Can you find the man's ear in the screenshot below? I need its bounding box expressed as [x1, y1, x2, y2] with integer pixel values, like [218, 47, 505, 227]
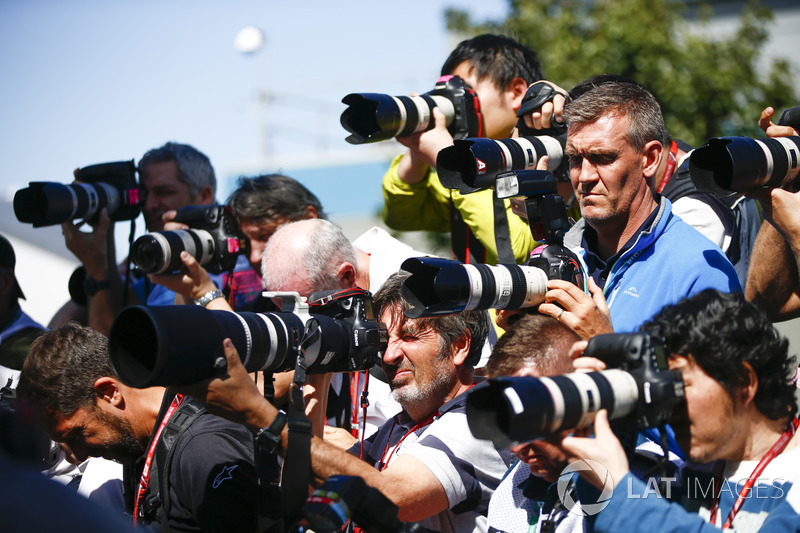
[738, 362, 759, 407]
[94, 377, 124, 408]
[336, 262, 357, 289]
[197, 185, 214, 205]
[451, 332, 473, 367]
[302, 205, 318, 220]
[642, 140, 664, 179]
[508, 76, 531, 113]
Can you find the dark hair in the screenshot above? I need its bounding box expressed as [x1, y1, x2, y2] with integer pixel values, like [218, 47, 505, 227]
[17, 324, 116, 417]
[485, 313, 579, 378]
[641, 289, 797, 421]
[138, 142, 217, 197]
[568, 74, 640, 100]
[441, 34, 543, 90]
[373, 271, 490, 368]
[226, 174, 327, 222]
[564, 82, 669, 151]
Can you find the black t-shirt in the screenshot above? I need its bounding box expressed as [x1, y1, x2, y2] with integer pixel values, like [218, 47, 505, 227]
[134, 394, 262, 532]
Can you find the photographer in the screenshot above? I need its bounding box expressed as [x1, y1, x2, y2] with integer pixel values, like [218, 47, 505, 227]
[745, 106, 800, 321]
[176, 272, 515, 532]
[539, 82, 741, 339]
[383, 34, 542, 265]
[520, 75, 762, 289]
[16, 324, 261, 532]
[483, 314, 583, 533]
[0, 234, 45, 390]
[57, 142, 217, 335]
[559, 289, 800, 532]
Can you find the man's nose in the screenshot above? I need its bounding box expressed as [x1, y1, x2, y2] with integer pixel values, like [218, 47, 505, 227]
[381, 342, 402, 366]
[250, 242, 265, 270]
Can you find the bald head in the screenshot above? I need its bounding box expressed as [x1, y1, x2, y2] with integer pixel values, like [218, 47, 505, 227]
[261, 219, 357, 296]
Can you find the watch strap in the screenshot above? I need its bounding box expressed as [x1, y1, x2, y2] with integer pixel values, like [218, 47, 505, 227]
[254, 410, 288, 454]
[193, 289, 224, 307]
[84, 276, 110, 297]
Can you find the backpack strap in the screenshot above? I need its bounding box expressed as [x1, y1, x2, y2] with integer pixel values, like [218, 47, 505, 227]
[141, 397, 207, 530]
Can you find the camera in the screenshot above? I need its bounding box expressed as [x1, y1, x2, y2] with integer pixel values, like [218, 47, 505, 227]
[14, 160, 141, 228]
[400, 248, 583, 319]
[303, 475, 422, 533]
[340, 75, 481, 144]
[494, 170, 572, 244]
[465, 333, 685, 448]
[689, 106, 800, 195]
[436, 136, 565, 193]
[107, 288, 387, 388]
[435, 82, 570, 193]
[130, 205, 248, 274]
[400, 170, 582, 318]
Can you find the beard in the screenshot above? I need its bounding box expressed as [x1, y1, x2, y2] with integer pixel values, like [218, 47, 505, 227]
[388, 344, 457, 411]
[92, 408, 148, 463]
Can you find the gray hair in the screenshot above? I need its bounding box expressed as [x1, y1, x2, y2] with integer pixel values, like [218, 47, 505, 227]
[564, 82, 669, 151]
[373, 271, 490, 368]
[138, 142, 217, 197]
[226, 174, 327, 222]
[262, 219, 356, 294]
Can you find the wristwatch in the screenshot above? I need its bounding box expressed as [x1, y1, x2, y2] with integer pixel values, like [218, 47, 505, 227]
[194, 289, 224, 307]
[83, 277, 110, 297]
[254, 410, 288, 454]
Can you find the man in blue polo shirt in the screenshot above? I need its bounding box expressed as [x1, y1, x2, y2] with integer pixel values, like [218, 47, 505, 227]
[537, 82, 740, 340]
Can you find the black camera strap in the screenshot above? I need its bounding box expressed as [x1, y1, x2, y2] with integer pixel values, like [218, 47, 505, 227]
[279, 320, 316, 528]
[493, 191, 517, 264]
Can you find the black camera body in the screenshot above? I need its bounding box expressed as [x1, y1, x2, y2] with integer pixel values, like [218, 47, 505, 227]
[434, 82, 571, 193]
[466, 333, 684, 448]
[14, 160, 140, 227]
[304, 288, 388, 374]
[690, 106, 800, 195]
[108, 288, 387, 388]
[340, 75, 481, 144]
[526, 243, 584, 290]
[130, 205, 248, 275]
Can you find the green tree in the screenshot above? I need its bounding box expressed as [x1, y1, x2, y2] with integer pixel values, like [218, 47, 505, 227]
[445, 0, 797, 146]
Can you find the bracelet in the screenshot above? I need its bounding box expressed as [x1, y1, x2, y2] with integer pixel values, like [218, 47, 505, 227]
[194, 289, 224, 307]
[254, 410, 288, 454]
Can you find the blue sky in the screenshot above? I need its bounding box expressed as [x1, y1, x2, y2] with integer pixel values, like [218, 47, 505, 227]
[0, 0, 509, 222]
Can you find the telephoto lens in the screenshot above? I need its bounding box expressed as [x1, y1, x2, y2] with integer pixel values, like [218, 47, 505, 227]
[13, 160, 139, 227]
[400, 257, 548, 318]
[466, 333, 684, 448]
[109, 289, 386, 388]
[437, 136, 564, 193]
[466, 371, 639, 448]
[131, 229, 217, 274]
[340, 75, 480, 144]
[690, 135, 800, 195]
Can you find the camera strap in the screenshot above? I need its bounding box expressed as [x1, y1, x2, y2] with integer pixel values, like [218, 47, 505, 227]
[493, 191, 517, 264]
[708, 415, 799, 528]
[279, 320, 316, 528]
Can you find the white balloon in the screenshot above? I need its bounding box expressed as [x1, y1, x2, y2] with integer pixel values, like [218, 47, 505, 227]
[234, 26, 264, 54]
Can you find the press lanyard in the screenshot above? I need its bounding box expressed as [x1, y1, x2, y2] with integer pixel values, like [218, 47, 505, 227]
[132, 393, 185, 525]
[708, 416, 799, 529]
[656, 140, 679, 194]
[376, 412, 438, 471]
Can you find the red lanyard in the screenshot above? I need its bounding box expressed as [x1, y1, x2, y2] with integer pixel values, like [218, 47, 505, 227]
[376, 412, 438, 471]
[656, 140, 679, 194]
[708, 416, 799, 529]
[132, 393, 184, 525]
